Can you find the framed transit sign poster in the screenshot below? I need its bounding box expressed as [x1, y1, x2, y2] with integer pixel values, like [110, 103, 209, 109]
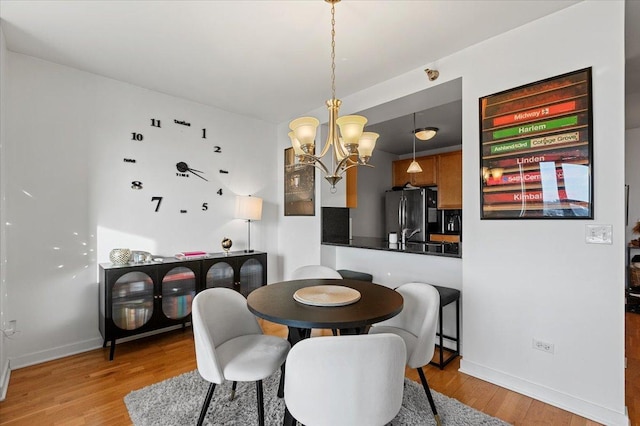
[479, 68, 593, 219]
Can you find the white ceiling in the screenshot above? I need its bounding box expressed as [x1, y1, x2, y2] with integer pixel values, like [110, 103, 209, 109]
[0, 0, 636, 155]
[0, 0, 586, 124]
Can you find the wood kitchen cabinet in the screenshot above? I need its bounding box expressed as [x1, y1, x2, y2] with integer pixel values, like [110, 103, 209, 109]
[437, 150, 462, 209]
[346, 166, 357, 208]
[392, 156, 437, 187]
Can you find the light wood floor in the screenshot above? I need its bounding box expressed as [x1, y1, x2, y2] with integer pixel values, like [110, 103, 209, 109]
[2, 314, 635, 425]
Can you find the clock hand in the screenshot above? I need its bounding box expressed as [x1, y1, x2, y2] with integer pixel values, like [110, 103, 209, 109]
[187, 167, 204, 173]
[189, 170, 208, 181]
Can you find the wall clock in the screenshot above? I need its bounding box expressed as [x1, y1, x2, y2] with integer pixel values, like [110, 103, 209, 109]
[124, 117, 230, 213]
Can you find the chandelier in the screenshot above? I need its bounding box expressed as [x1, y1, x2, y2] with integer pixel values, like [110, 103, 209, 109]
[288, 0, 378, 190]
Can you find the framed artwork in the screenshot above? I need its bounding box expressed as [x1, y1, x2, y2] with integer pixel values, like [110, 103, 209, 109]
[284, 147, 315, 216]
[479, 67, 593, 219]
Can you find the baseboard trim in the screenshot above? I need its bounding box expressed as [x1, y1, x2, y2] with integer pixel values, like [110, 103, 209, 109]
[0, 357, 10, 401]
[9, 337, 103, 370]
[9, 325, 190, 371]
[459, 359, 628, 426]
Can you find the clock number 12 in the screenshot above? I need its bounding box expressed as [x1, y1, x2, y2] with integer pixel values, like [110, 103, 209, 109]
[151, 196, 163, 212]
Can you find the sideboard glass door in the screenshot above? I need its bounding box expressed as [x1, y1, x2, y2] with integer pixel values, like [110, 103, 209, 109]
[239, 258, 264, 296]
[161, 266, 196, 320]
[112, 271, 154, 330]
[205, 261, 235, 289]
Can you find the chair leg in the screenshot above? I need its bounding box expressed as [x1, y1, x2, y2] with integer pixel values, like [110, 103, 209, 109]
[230, 381, 237, 401]
[197, 382, 216, 426]
[417, 367, 441, 426]
[277, 363, 285, 398]
[256, 380, 265, 426]
[283, 406, 296, 426]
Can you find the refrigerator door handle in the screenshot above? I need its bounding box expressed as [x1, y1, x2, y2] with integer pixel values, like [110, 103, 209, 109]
[398, 196, 403, 230]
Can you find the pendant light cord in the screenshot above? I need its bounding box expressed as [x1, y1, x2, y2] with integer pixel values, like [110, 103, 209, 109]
[330, 2, 336, 101]
[412, 113, 417, 160]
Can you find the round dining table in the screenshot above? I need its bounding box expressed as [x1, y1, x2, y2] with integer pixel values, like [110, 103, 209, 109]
[247, 278, 404, 345]
[247, 278, 403, 426]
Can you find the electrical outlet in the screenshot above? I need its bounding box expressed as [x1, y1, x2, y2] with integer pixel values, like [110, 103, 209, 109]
[532, 338, 554, 354]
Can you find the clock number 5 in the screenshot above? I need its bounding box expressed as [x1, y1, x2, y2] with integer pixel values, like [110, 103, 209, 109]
[202, 203, 208, 211]
[151, 196, 163, 212]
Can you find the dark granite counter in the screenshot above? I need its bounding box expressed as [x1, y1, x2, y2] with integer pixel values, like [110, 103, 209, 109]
[322, 236, 461, 258]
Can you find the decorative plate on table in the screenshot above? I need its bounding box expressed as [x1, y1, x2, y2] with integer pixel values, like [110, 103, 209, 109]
[293, 285, 361, 307]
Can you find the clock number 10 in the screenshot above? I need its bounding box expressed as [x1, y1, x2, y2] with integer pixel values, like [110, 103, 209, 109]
[131, 132, 144, 141]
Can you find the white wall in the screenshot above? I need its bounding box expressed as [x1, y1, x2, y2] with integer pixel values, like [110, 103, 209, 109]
[280, 2, 626, 424]
[626, 127, 640, 244]
[460, 4, 625, 425]
[0, 23, 9, 400]
[4, 52, 279, 368]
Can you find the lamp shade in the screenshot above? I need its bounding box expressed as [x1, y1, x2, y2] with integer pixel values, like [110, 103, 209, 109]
[414, 127, 438, 141]
[235, 196, 263, 221]
[358, 132, 379, 157]
[407, 160, 423, 174]
[336, 115, 367, 145]
[288, 132, 304, 156]
[289, 117, 319, 148]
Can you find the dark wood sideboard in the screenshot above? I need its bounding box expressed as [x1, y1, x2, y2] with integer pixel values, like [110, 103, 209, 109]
[99, 251, 267, 360]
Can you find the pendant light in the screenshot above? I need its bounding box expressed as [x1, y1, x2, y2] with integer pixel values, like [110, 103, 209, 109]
[288, 0, 378, 190]
[407, 112, 423, 174]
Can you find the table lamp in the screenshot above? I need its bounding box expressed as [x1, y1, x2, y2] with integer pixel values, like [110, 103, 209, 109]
[235, 195, 263, 253]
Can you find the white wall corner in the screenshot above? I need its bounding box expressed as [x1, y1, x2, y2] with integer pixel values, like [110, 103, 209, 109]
[459, 359, 629, 426]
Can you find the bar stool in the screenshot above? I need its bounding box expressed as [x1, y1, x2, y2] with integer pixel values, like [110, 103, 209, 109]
[337, 269, 373, 282]
[429, 285, 461, 369]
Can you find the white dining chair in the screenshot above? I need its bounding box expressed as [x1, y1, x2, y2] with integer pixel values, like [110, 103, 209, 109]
[369, 282, 442, 426]
[192, 287, 290, 426]
[290, 265, 342, 280]
[291, 265, 343, 336]
[284, 333, 406, 426]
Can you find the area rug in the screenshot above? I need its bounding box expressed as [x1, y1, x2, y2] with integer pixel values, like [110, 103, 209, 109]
[125, 370, 510, 425]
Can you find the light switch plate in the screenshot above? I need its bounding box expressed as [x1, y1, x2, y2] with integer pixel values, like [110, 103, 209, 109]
[585, 224, 612, 244]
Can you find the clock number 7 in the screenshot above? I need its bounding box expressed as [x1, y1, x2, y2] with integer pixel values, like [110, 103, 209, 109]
[151, 196, 163, 212]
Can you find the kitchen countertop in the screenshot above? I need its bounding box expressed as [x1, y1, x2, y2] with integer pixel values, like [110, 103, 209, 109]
[322, 236, 461, 258]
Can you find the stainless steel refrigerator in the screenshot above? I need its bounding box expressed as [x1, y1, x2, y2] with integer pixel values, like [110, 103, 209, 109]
[385, 188, 438, 242]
